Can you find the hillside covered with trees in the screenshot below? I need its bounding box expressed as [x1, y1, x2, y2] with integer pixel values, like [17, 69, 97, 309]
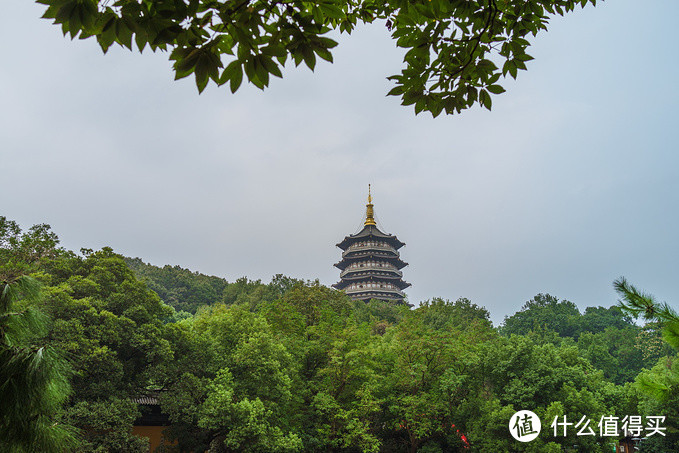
[1, 216, 677, 452]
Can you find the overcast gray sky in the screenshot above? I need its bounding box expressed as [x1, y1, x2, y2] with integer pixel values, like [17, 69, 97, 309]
[2, 0, 678, 324]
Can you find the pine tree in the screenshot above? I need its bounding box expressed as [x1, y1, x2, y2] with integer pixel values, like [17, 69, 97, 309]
[0, 276, 76, 452]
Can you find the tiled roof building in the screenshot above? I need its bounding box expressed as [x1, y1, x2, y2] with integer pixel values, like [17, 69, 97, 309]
[333, 186, 410, 304]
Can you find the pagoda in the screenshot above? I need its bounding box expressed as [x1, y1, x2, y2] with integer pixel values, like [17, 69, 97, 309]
[333, 186, 410, 304]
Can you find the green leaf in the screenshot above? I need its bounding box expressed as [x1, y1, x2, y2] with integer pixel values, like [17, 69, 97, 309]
[219, 60, 240, 84]
[230, 64, 243, 93]
[319, 4, 344, 20]
[386, 85, 405, 97]
[135, 28, 148, 52]
[314, 46, 333, 63]
[244, 58, 256, 83]
[312, 5, 324, 23]
[317, 37, 338, 49]
[486, 84, 505, 94]
[175, 48, 200, 72]
[261, 44, 286, 58]
[477, 59, 498, 72]
[479, 89, 492, 110]
[259, 55, 282, 78]
[292, 50, 304, 67]
[253, 57, 270, 87]
[402, 89, 421, 106]
[115, 19, 133, 50]
[302, 46, 316, 71]
[414, 97, 426, 114]
[429, 99, 444, 118]
[54, 1, 76, 27]
[194, 57, 210, 93]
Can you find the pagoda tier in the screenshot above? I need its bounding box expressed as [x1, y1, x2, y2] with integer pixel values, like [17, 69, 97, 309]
[333, 186, 410, 304]
[333, 237, 409, 271]
[336, 225, 405, 250]
[334, 271, 410, 290]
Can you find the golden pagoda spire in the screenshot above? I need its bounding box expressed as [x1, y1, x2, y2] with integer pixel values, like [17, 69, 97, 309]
[364, 184, 376, 226]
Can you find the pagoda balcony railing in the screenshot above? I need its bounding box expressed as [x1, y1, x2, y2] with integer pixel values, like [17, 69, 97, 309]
[344, 244, 397, 254]
[342, 249, 399, 260]
[345, 287, 405, 298]
[340, 267, 402, 278]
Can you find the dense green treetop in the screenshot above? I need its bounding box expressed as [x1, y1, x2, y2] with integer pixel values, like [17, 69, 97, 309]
[124, 257, 230, 313]
[498, 293, 668, 386]
[41, 248, 174, 401]
[418, 297, 492, 330]
[500, 293, 636, 339]
[468, 335, 623, 452]
[40, 249, 174, 451]
[39, 0, 596, 116]
[500, 293, 581, 337]
[0, 216, 62, 281]
[125, 256, 303, 313]
[577, 327, 644, 385]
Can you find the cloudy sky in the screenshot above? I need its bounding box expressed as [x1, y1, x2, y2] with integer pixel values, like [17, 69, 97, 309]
[2, 0, 678, 324]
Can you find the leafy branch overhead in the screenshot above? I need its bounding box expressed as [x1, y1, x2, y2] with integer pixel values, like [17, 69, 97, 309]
[39, 0, 597, 116]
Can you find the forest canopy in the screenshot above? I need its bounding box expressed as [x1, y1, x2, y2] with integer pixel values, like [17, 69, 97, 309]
[1, 215, 677, 452]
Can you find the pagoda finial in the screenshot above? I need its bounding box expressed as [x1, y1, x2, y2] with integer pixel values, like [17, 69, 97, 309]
[365, 184, 376, 226]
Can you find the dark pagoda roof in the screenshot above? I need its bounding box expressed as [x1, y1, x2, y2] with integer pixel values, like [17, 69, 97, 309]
[133, 391, 170, 427]
[333, 274, 411, 290]
[343, 288, 407, 303]
[336, 224, 405, 250]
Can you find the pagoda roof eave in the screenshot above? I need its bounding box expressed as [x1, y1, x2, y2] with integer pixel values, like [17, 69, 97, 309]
[342, 249, 400, 260]
[337, 225, 405, 250]
[344, 289, 409, 303]
[339, 272, 404, 281]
